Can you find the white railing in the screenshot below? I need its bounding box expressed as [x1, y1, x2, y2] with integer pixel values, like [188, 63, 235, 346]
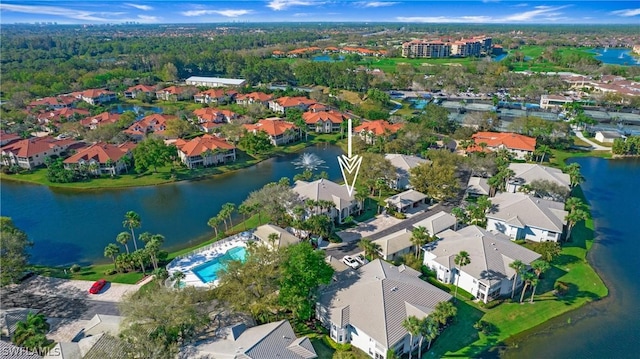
[166, 231, 254, 270]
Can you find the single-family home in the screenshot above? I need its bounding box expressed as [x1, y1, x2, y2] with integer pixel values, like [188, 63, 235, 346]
[63, 142, 135, 175]
[184, 76, 246, 88]
[292, 179, 359, 224]
[243, 118, 299, 146]
[466, 176, 491, 197]
[45, 314, 127, 359]
[77, 89, 117, 105]
[316, 259, 452, 359]
[422, 225, 541, 303]
[124, 84, 156, 99]
[303, 110, 348, 133]
[506, 163, 570, 194]
[235, 92, 273, 106]
[37, 108, 90, 129]
[28, 95, 78, 111]
[1, 136, 77, 169]
[124, 114, 174, 140]
[80, 112, 121, 130]
[155, 86, 197, 101]
[468, 132, 536, 160]
[385, 189, 428, 213]
[193, 108, 238, 126]
[186, 320, 317, 359]
[595, 130, 623, 144]
[193, 88, 235, 104]
[253, 224, 300, 249]
[268, 96, 316, 114]
[486, 192, 568, 242]
[412, 211, 457, 236]
[354, 120, 403, 144]
[0, 131, 22, 146]
[385, 154, 431, 189]
[373, 229, 414, 261]
[174, 134, 236, 169]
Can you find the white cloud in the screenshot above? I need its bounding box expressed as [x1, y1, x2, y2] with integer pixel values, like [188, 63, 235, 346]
[0, 3, 114, 22]
[396, 16, 492, 23]
[396, 5, 571, 23]
[502, 5, 570, 21]
[181, 9, 253, 17]
[355, 1, 399, 8]
[137, 15, 160, 23]
[124, 3, 153, 11]
[610, 8, 640, 17]
[267, 0, 324, 11]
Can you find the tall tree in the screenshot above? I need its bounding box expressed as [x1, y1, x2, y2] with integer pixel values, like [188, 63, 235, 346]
[357, 153, 396, 196]
[411, 226, 429, 258]
[207, 215, 222, 238]
[359, 238, 382, 260]
[509, 259, 525, 299]
[222, 202, 236, 229]
[529, 260, 550, 303]
[410, 162, 460, 202]
[116, 232, 132, 254]
[12, 312, 52, 350]
[123, 211, 141, 251]
[0, 217, 33, 286]
[519, 271, 535, 303]
[402, 316, 422, 359]
[564, 163, 584, 188]
[421, 316, 440, 352]
[132, 137, 177, 173]
[104, 243, 120, 269]
[454, 251, 471, 302]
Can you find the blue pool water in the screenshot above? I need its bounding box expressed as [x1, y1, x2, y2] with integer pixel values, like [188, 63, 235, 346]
[192, 246, 247, 284]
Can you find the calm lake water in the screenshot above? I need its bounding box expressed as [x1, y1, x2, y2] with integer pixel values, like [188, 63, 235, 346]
[501, 157, 640, 358]
[588, 47, 640, 66]
[0, 144, 343, 266]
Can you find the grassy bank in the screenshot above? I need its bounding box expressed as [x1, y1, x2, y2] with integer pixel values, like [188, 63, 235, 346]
[550, 147, 612, 168]
[428, 188, 607, 357]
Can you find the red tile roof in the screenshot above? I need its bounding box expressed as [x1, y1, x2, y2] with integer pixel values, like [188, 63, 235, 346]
[1, 136, 76, 158]
[193, 108, 237, 123]
[29, 95, 78, 108]
[157, 86, 195, 95]
[303, 110, 347, 124]
[243, 118, 298, 137]
[274, 96, 316, 108]
[124, 114, 174, 137]
[236, 92, 273, 102]
[471, 131, 536, 152]
[354, 120, 403, 136]
[0, 131, 21, 144]
[125, 84, 156, 93]
[81, 88, 115, 98]
[63, 142, 134, 164]
[175, 134, 235, 157]
[80, 112, 121, 127]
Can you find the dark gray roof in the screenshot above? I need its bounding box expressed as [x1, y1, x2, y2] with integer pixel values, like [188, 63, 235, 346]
[426, 226, 541, 286]
[318, 259, 451, 348]
[82, 334, 128, 359]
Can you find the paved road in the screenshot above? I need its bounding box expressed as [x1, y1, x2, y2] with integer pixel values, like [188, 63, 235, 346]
[574, 130, 611, 151]
[367, 203, 452, 240]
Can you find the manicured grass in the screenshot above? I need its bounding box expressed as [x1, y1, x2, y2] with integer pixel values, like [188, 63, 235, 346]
[354, 197, 379, 223]
[428, 185, 607, 358]
[31, 263, 145, 284]
[549, 148, 611, 168]
[362, 56, 481, 73]
[310, 337, 336, 359]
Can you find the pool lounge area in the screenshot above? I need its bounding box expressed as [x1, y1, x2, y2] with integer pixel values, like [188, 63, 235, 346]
[166, 231, 253, 288]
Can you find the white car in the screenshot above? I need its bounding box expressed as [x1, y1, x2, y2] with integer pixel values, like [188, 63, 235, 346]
[342, 255, 360, 269]
[354, 254, 369, 266]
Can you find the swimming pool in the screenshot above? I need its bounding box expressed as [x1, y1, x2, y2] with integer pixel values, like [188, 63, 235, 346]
[191, 246, 247, 284]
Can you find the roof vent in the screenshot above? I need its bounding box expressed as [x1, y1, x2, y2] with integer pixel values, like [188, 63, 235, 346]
[494, 248, 498, 251]
[391, 287, 398, 292]
[491, 242, 495, 245]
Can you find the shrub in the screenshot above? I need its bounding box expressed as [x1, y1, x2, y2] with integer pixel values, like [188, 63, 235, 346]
[393, 212, 406, 219]
[70, 264, 82, 273]
[322, 335, 351, 351]
[555, 281, 569, 296]
[480, 298, 504, 309]
[103, 269, 117, 276]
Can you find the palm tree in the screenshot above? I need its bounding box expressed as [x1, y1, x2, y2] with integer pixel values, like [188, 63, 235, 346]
[411, 226, 429, 258]
[222, 202, 236, 229]
[238, 203, 252, 230]
[535, 145, 551, 163]
[359, 238, 382, 260]
[421, 316, 440, 351]
[529, 260, 550, 303]
[454, 251, 471, 302]
[529, 277, 540, 303]
[132, 249, 147, 274]
[508, 259, 525, 299]
[12, 312, 51, 349]
[355, 191, 368, 215]
[138, 231, 153, 245]
[207, 215, 222, 238]
[104, 243, 120, 269]
[565, 196, 585, 212]
[145, 234, 164, 271]
[564, 163, 584, 188]
[171, 270, 185, 288]
[451, 207, 466, 230]
[402, 316, 421, 359]
[566, 208, 589, 240]
[116, 232, 132, 254]
[123, 211, 141, 251]
[519, 271, 535, 303]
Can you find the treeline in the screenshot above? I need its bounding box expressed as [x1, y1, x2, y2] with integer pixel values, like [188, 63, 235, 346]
[612, 136, 640, 156]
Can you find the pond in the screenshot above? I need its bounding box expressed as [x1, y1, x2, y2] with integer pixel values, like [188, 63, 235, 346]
[312, 55, 344, 62]
[0, 144, 344, 266]
[588, 47, 640, 66]
[109, 104, 163, 119]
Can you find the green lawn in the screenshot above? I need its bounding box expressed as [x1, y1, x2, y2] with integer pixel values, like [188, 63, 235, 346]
[549, 148, 611, 168]
[31, 263, 145, 284]
[362, 56, 482, 73]
[311, 337, 336, 359]
[354, 197, 379, 223]
[427, 185, 607, 358]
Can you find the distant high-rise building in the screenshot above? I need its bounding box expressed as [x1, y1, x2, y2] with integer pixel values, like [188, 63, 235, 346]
[401, 36, 492, 58]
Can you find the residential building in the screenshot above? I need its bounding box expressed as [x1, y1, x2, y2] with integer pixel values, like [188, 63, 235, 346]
[253, 224, 300, 249]
[0, 131, 22, 146]
[193, 88, 236, 104]
[184, 76, 246, 88]
[63, 142, 135, 176]
[1, 136, 77, 169]
[155, 86, 197, 101]
[354, 120, 403, 144]
[235, 92, 273, 106]
[124, 114, 174, 140]
[595, 130, 623, 143]
[292, 179, 359, 224]
[412, 211, 457, 236]
[385, 189, 428, 213]
[539, 94, 576, 110]
[466, 176, 490, 197]
[423, 225, 541, 303]
[187, 320, 316, 359]
[317, 259, 452, 359]
[506, 163, 570, 194]
[469, 131, 536, 159]
[385, 154, 430, 189]
[373, 229, 414, 261]
[268, 96, 316, 114]
[28, 95, 78, 111]
[37, 108, 90, 129]
[401, 40, 451, 58]
[243, 118, 299, 146]
[303, 110, 347, 133]
[77, 89, 117, 105]
[174, 134, 236, 169]
[123, 84, 156, 99]
[193, 108, 238, 132]
[45, 314, 127, 359]
[486, 192, 567, 242]
[80, 112, 121, 130]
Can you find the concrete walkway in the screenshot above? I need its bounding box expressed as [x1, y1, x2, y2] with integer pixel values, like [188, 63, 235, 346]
[574, 130, 610, 151]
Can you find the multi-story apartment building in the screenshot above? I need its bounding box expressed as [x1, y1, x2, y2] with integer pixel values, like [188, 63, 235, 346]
[402, 36, 492, 58]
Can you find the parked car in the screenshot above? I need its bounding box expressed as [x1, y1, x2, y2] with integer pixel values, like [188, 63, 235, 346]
[354, 254, 369, 266]
[342, 255, 360, 269]
[89, 279, 107, 294]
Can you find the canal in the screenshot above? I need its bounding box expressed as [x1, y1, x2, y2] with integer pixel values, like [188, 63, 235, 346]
[0, 144, 344, 266]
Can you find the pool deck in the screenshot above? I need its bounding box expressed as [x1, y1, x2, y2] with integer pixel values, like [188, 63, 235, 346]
[166, 232, 253, 288]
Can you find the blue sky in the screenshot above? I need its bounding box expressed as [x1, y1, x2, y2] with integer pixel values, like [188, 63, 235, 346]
[1, 1, 639, 24]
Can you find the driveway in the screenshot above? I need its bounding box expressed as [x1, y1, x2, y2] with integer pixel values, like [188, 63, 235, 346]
[14, 276, 140, 303]
[574, 130, 610, 151]
[335, 214, 402, 243]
